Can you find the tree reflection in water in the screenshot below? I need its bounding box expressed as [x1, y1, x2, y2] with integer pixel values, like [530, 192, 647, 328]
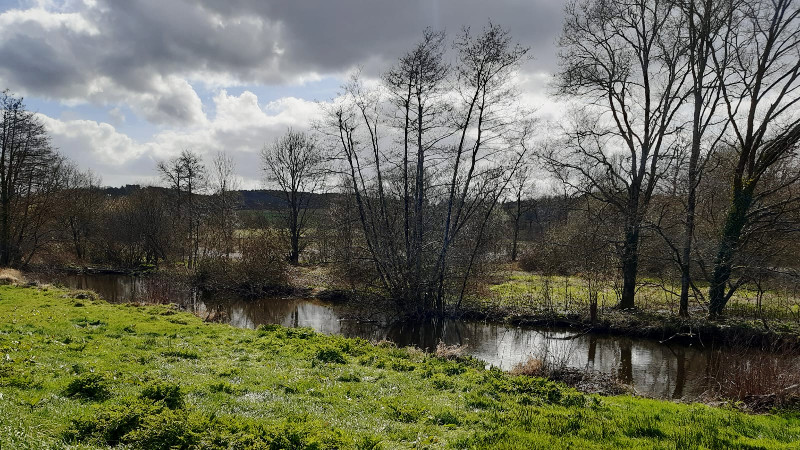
[45, 273, 800, 401]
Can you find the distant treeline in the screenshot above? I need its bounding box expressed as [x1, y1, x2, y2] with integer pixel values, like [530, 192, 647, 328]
[99, 185, 337, 211]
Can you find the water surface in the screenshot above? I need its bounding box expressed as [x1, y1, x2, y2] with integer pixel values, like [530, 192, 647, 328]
[42, 273, 798, 400]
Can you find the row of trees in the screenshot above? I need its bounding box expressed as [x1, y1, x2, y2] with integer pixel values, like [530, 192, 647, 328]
[542, 0, 800, 317]
[0, 91, 85, 267]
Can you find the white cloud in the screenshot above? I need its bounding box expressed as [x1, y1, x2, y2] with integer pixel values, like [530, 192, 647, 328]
[38, 115, 142, 166]
[41, 91, 323, 187]
[0, 7, 98, 35]
[0, 0, 564, 127]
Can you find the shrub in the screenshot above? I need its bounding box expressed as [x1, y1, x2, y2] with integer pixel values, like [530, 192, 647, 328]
[195, 231, 288, 297]
[66, 401, 194, 449]
[0, 268, 24, 285]
[315, 346, 347, 364]
[140, 381, 184, 409]
[336, 371, 361, 382]
[435, 342, 466, 360]
[510, 357, 544, 377]
[64, 373, 111, 401]
[431, 373, 454, 390]
[121, 407, 194, 450]
[431, 408, 461, 426]
[161, 349, 199, 360]
[209, 381, 239, 395]
[384, 398, 427, 423]
[0, 365, 41, 389]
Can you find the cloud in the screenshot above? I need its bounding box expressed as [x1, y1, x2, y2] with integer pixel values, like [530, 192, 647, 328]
[41, 90, 323, 187]
[4, 0, 566, 187]
[0, 0, 564, 126]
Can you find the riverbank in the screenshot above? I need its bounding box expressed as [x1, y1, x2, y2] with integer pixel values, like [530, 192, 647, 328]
[455, 270, 800, 351]
[30, 265, 800, 350]
[1, 284, 799, 449]
[456, 303, 800, 351]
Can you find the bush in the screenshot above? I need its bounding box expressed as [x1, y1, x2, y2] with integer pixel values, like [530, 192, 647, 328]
[67, 401, 349, 450]
[161, 349, 199, 360]
[121, 407, 194, 450]
[384, 398, 427, 423]
[140, 381, 184, 409]
[66, 400, 194, 449]
[431, 373, 454, 390]
[195, 231, 288, 297]
[209, 381, 239, 395]
[315, 346, 347, 364]
[64, 373, 111, 401]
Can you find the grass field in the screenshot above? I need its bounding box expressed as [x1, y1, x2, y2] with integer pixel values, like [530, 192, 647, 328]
[2, 284, 800, 449]
[476, 271, 800, 323]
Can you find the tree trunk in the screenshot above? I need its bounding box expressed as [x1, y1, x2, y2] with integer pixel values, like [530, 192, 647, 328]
[288, 191, 300, 266]
[511, 225, 520, 262]
[619, 224, 640, 309]
[511, 196, 522, 261]
[290, 229, 300, 265]
[0, 198, 9, 266]
[680, 97, 702, 318]
[708, 186, 753, 318]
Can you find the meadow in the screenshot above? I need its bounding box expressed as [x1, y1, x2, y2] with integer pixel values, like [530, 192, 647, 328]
[470, 271, 800, 330]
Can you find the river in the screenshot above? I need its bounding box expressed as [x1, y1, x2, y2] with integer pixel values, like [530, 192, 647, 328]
[41, 272, 799, 401]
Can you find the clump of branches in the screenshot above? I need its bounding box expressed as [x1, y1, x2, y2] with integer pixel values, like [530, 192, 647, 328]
[321, 23, 534, 316]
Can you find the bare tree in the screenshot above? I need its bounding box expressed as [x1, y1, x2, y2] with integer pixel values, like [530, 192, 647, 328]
[508, 163, 534, 262]
[59, 165, 102, 262]
[548, 0, 690, 309]
[0, 90, 65, 266]
[323, 23, 531, 315]
[706, 0, 800, 317]
[261, 129, 324, 265]
[157, 149, 206, 269]
[208, 151, 240, 259]
[674, 0, 731, 316]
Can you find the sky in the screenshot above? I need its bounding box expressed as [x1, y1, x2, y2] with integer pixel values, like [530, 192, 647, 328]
[0, 0, 565, 188]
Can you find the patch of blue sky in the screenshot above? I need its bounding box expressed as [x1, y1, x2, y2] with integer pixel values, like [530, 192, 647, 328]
[23, 96, 154, 142]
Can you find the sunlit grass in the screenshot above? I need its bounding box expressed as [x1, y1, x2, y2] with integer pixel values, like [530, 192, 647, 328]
[480, 271, 800, 322]
[1, 285, 799, 448]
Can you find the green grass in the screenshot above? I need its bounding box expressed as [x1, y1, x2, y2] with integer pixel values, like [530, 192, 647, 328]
[479, 271, 800, 323]
[1, 285, 799, 449]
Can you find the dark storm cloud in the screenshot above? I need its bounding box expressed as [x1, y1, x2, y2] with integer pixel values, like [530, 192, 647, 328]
[0, 0, 563, 125]
[257, 0, 564, 74]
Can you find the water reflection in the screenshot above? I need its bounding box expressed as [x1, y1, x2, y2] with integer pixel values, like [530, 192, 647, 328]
[42, 273, 799, 400]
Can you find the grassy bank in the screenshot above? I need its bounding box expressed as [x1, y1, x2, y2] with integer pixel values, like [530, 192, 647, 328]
[1, 285, 799, 449]
[458, 271, 800, 349]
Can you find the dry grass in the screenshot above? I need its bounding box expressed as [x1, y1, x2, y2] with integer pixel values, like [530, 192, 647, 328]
[510, 357, 544, 376]
[0, 268, 24, 285]
[703, 348, 800, 411]
[435, 341, 467, 360]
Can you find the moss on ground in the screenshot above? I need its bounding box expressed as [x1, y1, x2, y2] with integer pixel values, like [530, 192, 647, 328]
[1, 285, 799, 449]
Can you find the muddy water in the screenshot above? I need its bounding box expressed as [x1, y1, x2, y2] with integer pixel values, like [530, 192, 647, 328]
[44, 273, 799, 400]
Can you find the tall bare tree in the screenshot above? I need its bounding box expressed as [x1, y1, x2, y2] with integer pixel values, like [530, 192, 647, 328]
[508, 163, 534, 262]
[324, 23, 531, 315]
[549, 0, 690, 309]
[157, 149, 206, 269]
[261, 129, 324, 265]
[59, 165, 102, 262]
[208, 151, 240, 259]
[0, 91, 64, 266]
[707, 0, 800, 317]
[674, 0, 731, 316]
